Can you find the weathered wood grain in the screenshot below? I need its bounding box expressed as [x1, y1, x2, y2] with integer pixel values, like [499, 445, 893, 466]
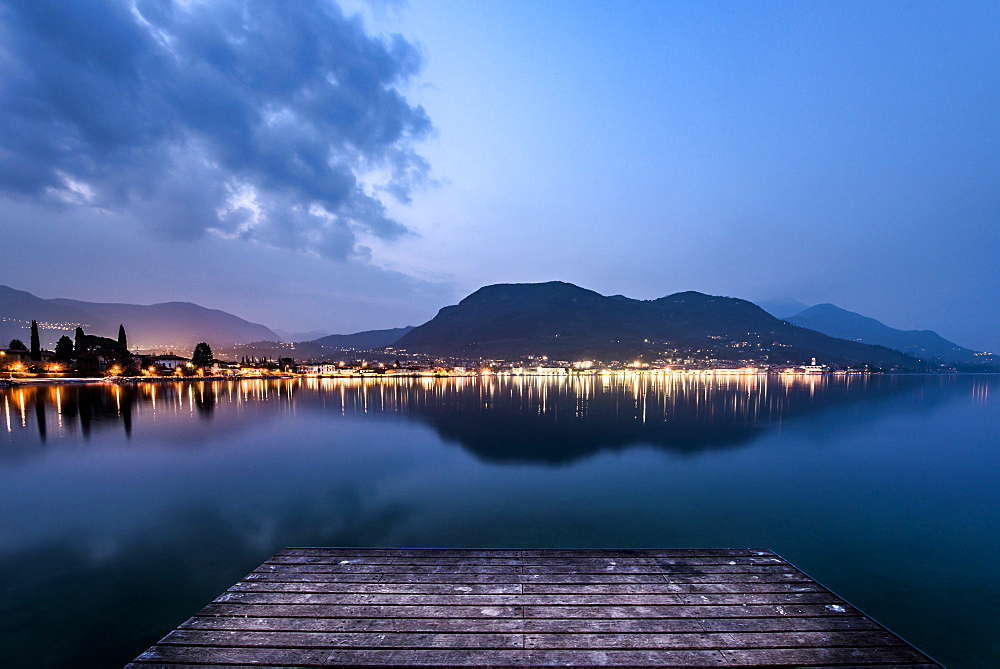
[198, 603, 526, 619]
[521, 603, 861, 619]
[719, 645, 936, 665]
[523, 630, 906, 650]
[318, 648, 732, 666]
[160, 629, 525, 649]
[179, 616, 531, 634]
[132, 645, 332, 666]
[230, 581, 524, 595]
[522, 616, 882, 634]
[520, 582, 822, 594]
[128, 548, 940, 667]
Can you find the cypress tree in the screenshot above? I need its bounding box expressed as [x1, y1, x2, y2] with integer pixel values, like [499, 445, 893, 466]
[118, 324, 127, 352]
[30, 320, 41, 361]
[74, 327, 85, 356]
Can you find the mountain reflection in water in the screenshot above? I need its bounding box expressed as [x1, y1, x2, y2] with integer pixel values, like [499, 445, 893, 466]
[4, 374, 946, 463]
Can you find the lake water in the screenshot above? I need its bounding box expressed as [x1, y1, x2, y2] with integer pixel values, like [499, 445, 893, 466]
[1, 374, 997, 667]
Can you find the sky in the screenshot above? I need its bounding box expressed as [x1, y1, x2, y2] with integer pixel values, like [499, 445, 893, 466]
[1, 0, 998, 350]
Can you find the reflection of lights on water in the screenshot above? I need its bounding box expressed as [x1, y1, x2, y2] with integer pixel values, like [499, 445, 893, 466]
[1, 373, 892, 440]
[4, 396, 10, 433]
[971, 382, 990, 404]
[55, 387, 63, 430]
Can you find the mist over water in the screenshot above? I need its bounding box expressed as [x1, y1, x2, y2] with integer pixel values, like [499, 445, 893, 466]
[1, 375, 997, 667]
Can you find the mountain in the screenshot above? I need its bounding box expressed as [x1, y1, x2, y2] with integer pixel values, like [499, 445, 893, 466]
[393, 281, 928, 369]
[0, 285, 280, 351]
[755, 299, 811, 319]
[787, 304, 995, 366]
[273, 329, 334, 343]
[313, 326, 415, 350]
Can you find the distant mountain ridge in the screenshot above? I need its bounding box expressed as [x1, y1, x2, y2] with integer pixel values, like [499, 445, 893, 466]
[394, 281, 929, 369]
[786, 303, 994, 365]
[755, 299, 811, 319]
[274, 329, 333, 343]
[312, 326, 415, 349]
[0, 285, 280, 351]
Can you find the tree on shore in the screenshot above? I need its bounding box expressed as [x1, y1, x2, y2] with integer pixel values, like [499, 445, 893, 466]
[30, 320, 41, 361]
[118, 324, 128, 352]
[8, 339, 27, 350]
[54, 336, 75, 362]
[74, 327, 85, 356]
[192, 342, 214, 368]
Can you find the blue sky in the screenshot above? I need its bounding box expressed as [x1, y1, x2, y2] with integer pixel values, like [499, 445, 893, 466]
[1, 0, 998, 349]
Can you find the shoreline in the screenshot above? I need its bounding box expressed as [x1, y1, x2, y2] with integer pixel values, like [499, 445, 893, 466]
[3, 370, 997, 388]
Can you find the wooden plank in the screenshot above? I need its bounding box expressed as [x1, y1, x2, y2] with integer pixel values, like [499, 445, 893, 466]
[219, 590, 845, 607]
[517, 549, 774, 559]
[523, 564, 800, 574]
[519, 564, 683, 574]
[521, 582, 823, 594]
[720, 645, 936, 665]
[320, 648, 731, 666]
[246, 569, 813, 584]
[255, 572, 529, 584]
[522, 603, 860, 618]
[523, 632, 738, 650]
[159, 629, 525, 649]
[283, 548, 527, 558]
[255, 564, 525, 574]
[652, 564, 800, 574]
[267, 557, 536, 566]
[230, 581, 523, 595]
[182, 613, 889, 636]
[198, 603, 525, 619]
[179, 616, 530, 634]
[129, 645, 331, 666]
[698, 616, 882, 633]
[675, 592, 841, 605]
[522, 616, 882, 634]
[522, 572, 812, 583]
[243, 571, 384, 583]
[524, 630, 906, 650]
[131, 548, 940, 667]
[220, 591, 699, 606]
[273, 556, 791, 567]
[654, 556, 785, 565]
[243, 570, 811, 583]
[367, 560, 795, 574]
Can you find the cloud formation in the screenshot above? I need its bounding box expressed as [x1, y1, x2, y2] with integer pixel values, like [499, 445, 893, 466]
[0, 0, 431, 259]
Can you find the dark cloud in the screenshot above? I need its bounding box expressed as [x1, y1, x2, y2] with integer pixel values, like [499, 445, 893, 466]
[0, 0, 431, 259]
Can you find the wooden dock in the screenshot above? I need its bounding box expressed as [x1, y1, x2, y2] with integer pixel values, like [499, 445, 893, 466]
[128, 548, 939, 667]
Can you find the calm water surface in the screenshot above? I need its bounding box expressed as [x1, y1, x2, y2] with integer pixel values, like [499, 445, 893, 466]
[1, 374, 997, 667]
